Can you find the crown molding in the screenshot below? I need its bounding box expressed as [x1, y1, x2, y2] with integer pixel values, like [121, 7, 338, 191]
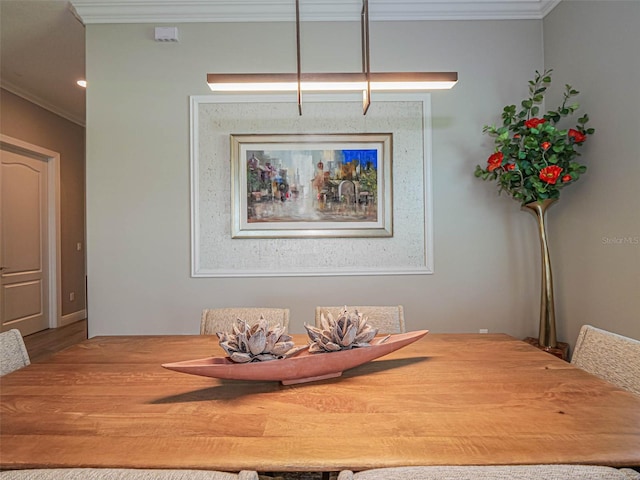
[71, 0, 563, 24]
[1, 80, 85, 127]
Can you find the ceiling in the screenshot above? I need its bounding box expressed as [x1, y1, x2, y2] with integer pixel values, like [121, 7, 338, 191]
[1, 0, 86, 125]
[0, 0, 561, 127]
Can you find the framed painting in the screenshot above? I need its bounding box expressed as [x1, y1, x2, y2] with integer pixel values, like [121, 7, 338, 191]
[231, 133, 392, 238]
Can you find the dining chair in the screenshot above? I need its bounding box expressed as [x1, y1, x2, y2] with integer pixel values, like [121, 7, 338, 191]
[200, 308, 290, 335]
[0, 469, 259, 479]
[0, 329, 31, 376]
[336, 465, 640, 480]
[570, 324, 640, 396]
[314, 306, 406, 334]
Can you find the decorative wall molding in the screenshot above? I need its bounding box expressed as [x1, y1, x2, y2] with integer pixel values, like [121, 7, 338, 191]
[190, 92, 434, 277]
[72, 0, 562, 24]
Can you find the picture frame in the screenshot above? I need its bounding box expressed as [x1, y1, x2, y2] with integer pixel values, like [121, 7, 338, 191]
[230, 133, 393, 238]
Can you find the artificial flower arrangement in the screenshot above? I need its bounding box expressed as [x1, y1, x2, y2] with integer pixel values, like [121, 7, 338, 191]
[475, 69, 595, 205]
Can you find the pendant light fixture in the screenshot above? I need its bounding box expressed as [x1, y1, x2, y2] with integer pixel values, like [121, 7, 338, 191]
[207, 0, 458, 115]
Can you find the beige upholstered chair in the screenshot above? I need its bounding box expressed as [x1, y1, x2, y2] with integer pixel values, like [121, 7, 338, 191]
[200, 308, 290, 335]
[314, 306, 405, 334]
[337, 465, 640, 480]
[0, 469, 259, 480]
[0, 329, 31, 376]
[571, 324, 640, 395]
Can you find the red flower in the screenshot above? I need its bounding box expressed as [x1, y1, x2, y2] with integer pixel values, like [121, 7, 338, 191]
[541, 142, 551, 150]
[539, 165, 563, 184]
[562, 174, 572, 183]
[505, 163, 516, 171]
[568, 129, 587, 143]
[513, 134, 521, 139]
[525, 118, 546, 129]
[487, 152, 504, 172]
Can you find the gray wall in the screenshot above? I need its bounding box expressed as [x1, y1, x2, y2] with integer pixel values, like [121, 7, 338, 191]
[543, 1, 640, 343]
[86, 14, 635, 346]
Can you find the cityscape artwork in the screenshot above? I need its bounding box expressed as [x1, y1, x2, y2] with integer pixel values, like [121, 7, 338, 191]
[231, 133, 392, 238]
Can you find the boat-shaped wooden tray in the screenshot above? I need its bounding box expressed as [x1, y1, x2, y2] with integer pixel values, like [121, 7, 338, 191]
[162, 329, 428, 385]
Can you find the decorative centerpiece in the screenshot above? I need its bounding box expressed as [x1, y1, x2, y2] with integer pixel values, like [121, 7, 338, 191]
[217, 317, 295, 363]
[475, 69, 594, 357]
[305, 307, 379, 353]
[162, 308, 428, 385]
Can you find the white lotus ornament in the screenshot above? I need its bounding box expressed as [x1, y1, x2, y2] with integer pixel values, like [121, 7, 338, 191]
[217, 317, 294, 363]
[305, 306, 379, 353]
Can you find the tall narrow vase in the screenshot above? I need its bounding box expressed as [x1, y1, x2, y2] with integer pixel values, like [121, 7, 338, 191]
[523, 198, 557, 349]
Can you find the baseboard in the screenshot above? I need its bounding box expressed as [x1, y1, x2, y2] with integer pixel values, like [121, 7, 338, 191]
[60, 309, 87, 327]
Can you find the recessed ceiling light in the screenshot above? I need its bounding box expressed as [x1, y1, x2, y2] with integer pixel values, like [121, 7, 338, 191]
[77, 80, 87, 88]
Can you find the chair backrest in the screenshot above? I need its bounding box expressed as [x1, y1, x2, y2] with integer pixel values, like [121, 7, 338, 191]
[571, 324, 640, 395]
[314, 305, 405, 334]
[0, 468, 259, 480]
[337, 465, 640, 480]
[200, 308, 290, 335]
[0, 329, 31, 376]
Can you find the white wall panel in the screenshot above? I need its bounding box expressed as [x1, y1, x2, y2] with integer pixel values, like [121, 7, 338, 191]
[192, 95, 432, 276]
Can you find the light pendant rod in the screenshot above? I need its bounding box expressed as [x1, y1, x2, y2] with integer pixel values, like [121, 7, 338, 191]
[361, 0, 371, 115]
[295, 0, 302, 115]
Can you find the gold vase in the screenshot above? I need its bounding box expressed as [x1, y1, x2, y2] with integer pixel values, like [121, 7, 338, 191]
[523, 198, 557, 348]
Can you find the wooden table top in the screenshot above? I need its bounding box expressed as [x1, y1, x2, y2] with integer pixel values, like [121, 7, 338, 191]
[2, 333, 640, 472]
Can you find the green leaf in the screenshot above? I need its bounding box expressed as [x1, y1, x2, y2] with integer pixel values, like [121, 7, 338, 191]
[478, 69, 592, 203]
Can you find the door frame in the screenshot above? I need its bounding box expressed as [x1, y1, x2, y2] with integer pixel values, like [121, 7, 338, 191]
[1, 134, 61, 329]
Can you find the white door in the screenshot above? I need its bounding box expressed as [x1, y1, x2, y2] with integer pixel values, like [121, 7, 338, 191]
[0, 148, 49, 335]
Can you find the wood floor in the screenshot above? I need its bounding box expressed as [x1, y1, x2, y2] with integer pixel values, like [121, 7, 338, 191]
[22, 319, 88, 363]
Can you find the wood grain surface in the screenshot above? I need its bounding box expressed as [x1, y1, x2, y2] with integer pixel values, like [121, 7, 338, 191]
[2, 333, 639, 471]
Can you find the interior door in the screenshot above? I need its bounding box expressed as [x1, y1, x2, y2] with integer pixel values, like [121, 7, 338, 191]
[0, 148, 49, 335]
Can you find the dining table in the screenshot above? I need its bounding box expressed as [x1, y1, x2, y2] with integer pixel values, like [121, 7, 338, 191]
[1, 333, 640, 472]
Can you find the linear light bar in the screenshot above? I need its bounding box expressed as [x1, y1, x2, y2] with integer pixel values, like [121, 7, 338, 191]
[207, 72, 458, 92]
[206, 0, 458, 114]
